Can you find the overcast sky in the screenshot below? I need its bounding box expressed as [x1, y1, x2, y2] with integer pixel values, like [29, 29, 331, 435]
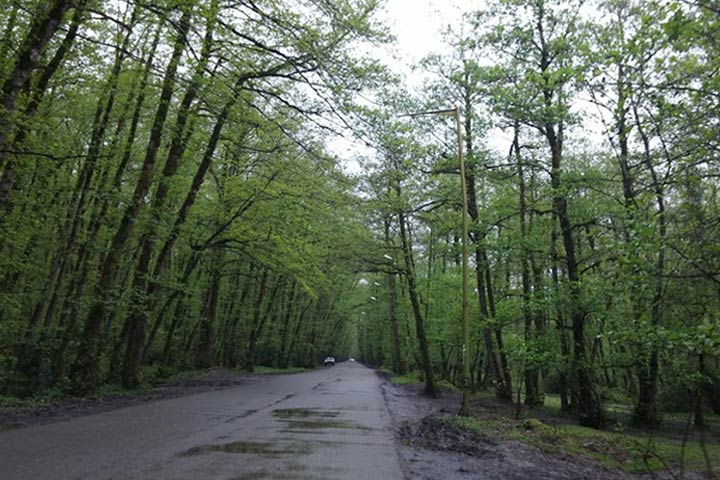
[335, 0, 605, 174]
[381, 0, 486, 66]
[334, 0, 490, 174]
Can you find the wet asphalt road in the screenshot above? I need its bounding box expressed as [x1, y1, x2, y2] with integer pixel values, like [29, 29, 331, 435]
[0, 362, 403, 480]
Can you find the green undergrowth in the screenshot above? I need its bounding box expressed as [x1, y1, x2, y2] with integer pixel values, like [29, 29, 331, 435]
[501, 391, 718, 430]
[543, 392, 634, 417]
[0, 381, 151, 411]
[387, 370, 460, 391]
[0, 365, 308, 411]
[389, 370, 422, 385]
[448, 415, 719, 474]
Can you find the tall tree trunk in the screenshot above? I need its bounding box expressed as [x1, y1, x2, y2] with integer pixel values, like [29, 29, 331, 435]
[547, 122, 604, 426]
[253, 276, 284, 366]
[11, 2, 85, 370]
[464, 144, 511, 399]
[276, 280, 297, 368]
[70, 9, 192, 394]
[197, 252, 222, 369]
[550, 219, 571, 411]
[284, 299, 312, 368]
[162, 298, 188, 366]
[244, 268, 269, 372]
[15, 3, 132, 372]
[384, 217, 404, 374]
[0, 0, 76, 215]
[122, 5, 216, 388]
[514, 123, 541, 407]
[397, 206, 437, 397]
[632, 102, 665, 425]
[150, 76, 244, 283]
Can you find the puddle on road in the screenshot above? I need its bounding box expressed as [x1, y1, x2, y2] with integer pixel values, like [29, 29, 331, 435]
[271, 408, 372, 433]
[179, 440, 311, 457]
[272, 408, 340, 419]
[281, 419, 372, 431]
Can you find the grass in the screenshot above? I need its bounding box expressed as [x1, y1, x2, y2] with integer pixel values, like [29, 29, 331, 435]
[662, 410, 720, 428]
[447, 414, 720, 474]
[389, 370, 422, 385]
[387, 370, 460, 392]
[542, 393, 633, 416]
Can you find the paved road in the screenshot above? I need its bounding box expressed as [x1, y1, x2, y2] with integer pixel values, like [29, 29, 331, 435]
[0, 362, 403, 480]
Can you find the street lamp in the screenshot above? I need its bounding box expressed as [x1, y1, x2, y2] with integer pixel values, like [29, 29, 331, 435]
[400, 105, 471, 417]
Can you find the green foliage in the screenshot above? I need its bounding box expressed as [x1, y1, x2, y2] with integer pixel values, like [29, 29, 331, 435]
[0, 0, 390, 397]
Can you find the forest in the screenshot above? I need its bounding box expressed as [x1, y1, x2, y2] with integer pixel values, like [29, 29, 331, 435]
[0, 0, 719, 448]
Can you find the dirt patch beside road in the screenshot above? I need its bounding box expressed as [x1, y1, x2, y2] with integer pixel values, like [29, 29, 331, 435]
[382, 378, 635, 480]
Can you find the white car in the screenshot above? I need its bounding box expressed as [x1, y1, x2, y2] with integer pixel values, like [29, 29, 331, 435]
[324, 356, 335, 366]
[349, 358, 355, 362]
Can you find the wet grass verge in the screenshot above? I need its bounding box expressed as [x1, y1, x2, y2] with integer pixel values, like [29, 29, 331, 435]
[447, 414, 720, 475]
[381, 369, 459, 392]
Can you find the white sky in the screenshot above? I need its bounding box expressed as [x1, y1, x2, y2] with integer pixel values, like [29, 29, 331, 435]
[335, 0, 489, 175]
[381, 0, 486, 66]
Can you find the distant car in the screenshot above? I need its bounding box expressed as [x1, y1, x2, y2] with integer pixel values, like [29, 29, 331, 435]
[349, 358, 355, 362]
[324, 356, 335, 366]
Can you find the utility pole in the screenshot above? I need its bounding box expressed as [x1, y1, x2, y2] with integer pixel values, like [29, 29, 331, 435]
[454, 105, 471, 417]
[400, 105, 471, 416]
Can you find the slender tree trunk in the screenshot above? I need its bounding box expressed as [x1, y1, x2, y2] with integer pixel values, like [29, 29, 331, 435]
[547, 121, 604, 426]
[0, 0, 76, 214]
[70, 9, 192, 394]
[253, 277, 284, 366]
[162, 298, 187, 365]
[197, 252, 222, 369]
[397, 206, 437, 397]
[244, 268, 269, 372]
[122, 6, 216, 387]
[467, 180, 511, 399]
[14, 4, 132, 373]
[632, 103, 665, 425]
[383, 217, 404, 374]
[151, 76, 243, 282]
[276, 280, 297, 368]
[514, 124, 541, 406]
[284, 300, 312, 368]
[549, 219, 571, 411]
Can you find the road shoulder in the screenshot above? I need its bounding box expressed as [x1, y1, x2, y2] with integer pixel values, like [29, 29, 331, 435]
[380, 374, 634, 480]
[0, 368, 278, 431]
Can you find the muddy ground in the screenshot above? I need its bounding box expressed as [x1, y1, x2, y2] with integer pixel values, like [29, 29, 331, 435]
[380, 376, 716, 480]
[0, 369, 257, 431]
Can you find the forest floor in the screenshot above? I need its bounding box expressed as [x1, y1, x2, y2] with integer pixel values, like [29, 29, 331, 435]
[380, 373, 720, 480]
[0, 367, 305, 431]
